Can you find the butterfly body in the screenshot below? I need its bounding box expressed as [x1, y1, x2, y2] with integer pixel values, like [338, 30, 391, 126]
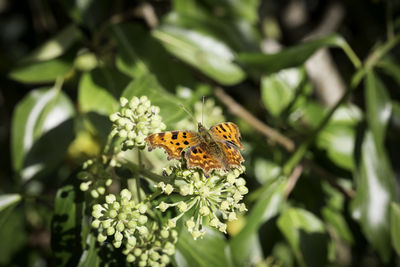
[145, 122, 244, 176]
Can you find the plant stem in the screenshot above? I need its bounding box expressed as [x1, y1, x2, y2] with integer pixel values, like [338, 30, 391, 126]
[136, 149, 142, 202]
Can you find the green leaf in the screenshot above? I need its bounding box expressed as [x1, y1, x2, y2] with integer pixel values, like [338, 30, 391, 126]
[111, 23, 196, 91]
[316, 123, 355, 170]
[175, 228, 233, 267]
[365, 71, 391, 147]
[153, 25, 246, 85]
[122, 74, 187, 126]
[391, 202, 400, 256]
[78, 67, 130, 115]
[24, 24, 80, 62]
[11, 87, 75, 181]
[377, 58, 400, 85]
[322, 207, 353, 244]
[0, 194, 22, 228]
[78, 234, 100, 267]
[237, 34, 346, 74]
[351, 131, 397, 262]
[9, 56, 73, 83]
[253, 158, 281, 184]
[230, 179, 286, 265]
[261, 68, 304, 116]
[277, 207, 327, 267]
[51, 185, 82, 266]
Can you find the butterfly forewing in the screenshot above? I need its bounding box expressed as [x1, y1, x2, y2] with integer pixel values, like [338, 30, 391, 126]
[210, 122, 244, 150]
[220, 141, 244, 168]
[145, 131, 199, 160]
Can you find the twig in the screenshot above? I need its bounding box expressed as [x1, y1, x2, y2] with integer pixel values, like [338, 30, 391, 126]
[284, 165, 303, 198]
[214, 87, 295, 152]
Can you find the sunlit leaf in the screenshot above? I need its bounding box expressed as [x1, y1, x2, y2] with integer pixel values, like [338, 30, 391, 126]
[175, 228, 233, 267]
[9, 56, 73, 83]
[0, 194, 22, 228]
[365, 71, 391, 147]
[78, 67, 130, 115]
[230, 179, 286, 265]
[11, 87, 75, 181]
[351, 131, 397, 262]
[153, 25, 246, 85]
[261, 68, 304, 117]
[277, 207, 327, 267]
[237, 34, 346, 74]
[78, 234, 100, 267]
[24, 25, 80, 62]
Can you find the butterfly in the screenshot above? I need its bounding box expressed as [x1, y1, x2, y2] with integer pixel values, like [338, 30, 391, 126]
[145, 122, 244, 176]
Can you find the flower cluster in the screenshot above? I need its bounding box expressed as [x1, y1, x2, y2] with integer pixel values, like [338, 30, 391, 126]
[156, 165, 248, 240]
[77, 157, 113, 198]
[92, 189, 177, 266]
[110, 96, 166, 150]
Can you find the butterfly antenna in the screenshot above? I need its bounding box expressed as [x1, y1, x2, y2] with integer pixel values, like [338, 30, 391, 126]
[179, 103, 197, 125]
[201, 96, 205, 125]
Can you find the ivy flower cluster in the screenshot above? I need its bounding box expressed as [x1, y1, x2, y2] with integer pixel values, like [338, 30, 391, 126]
[109, 96, 166, 150]
[92, 189, 177, 266]
[156, 165, 248, 240]
[77, 157, 113, 198]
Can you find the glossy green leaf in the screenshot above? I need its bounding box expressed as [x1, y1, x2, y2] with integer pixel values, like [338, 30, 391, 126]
[254, 158, 281, 184]
[230, 179, 286, 265]
[261, 68, 304, 116]
[9, 56, 73, 83]
[277, 207, 327, 267]
[78, 234, 100, 267]
[11, 87, 75, 181]
[377, 58, 400, 85]
[391, 202, 400, 256]
[24, 25, 80, 62]
[351, 131, 397, 262]
[78, 67, 130, 115]
[111, 23, 195, 91]
[322, 207, 353, 244]
[122, 74, 187, 126]
[237, 34, 346, 74]
[153, 25, 246, 85]
[316, 123, 355, 170]
[52, 185, 82, 266]
[365, 71, 391, 147]
[0, 194, 22, 228]
[175, 228, 233, 267]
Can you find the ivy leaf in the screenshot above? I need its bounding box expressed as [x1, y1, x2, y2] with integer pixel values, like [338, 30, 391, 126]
[153, 25, 246, 85]
[11, 87, 75, 181]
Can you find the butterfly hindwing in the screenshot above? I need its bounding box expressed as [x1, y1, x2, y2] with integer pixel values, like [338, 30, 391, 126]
[185, 143, 223, 176]
[145, 131, 199, 160]
[210, 122, 244, 150]
[220, 141, 244, 168]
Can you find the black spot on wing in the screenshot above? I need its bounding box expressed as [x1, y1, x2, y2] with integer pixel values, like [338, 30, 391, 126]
[184, 141, 189, 145]
[220, 125, 227, 132]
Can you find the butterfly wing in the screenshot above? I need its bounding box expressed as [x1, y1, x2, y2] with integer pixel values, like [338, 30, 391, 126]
[220, 141, 244, 168]
[185, 143, 223, 176]
[210, 122, 244, 150]
[145, 131, 199, 160]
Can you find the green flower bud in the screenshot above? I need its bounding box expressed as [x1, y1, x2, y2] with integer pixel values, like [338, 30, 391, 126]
[140, 253, 148, 261]
[228, 212, 237, 221]
[160, 229, 169, 239]
[167, 219, 176, 228]
[177, 201, 188, 213]
[105, 178, 113, 186]
[185, 218, 195, 229]
[219, 224, 227, 233]
[164, 184, 174, 195]
[113, 240, 122, 248]
[199, 206, 210, 216]
[157, 202, 168, 212]
[127, 254, 136, 263]
[134, 248, 143, 256]
[129, 97, 140, 109]
[138, 261, 147, 267]
[220, 201, 230, 211]
[108, 209, 118, 219]
[109, 113, 120, 122]
[80, 181, 90, 191]
[164, 242, 175, 255]
[138, 203, 147, 214]
[92, 209, 103, 219]
[150, 251, 160, 261]
[91, 219, 101, 228]
[128, 220, 137, 229]
[112, 201, 120, 210]
[198, 186, 210, 197]
[160, 254, 170, 264]
[235, 178, 246, 186]
[114, 231, 123, 241]
[179, 184, 191, 196]
[107, 226, 115, 236]
[239, 203, 247, 212]
[120, 97, 129, 107]
[97, 233, 107, 242]
[118, 212, 127, 221]
[191, 230, 204, 240]
[138, 226, 149, 236]
[128, 236, 137, 246]
[102, 219, 111, 229]
[121, 189, 132, 200]
[118, 129, 128, 138]
[138, 215, 148, 225]
[226, 173, 236, 184]
[90, 189, 100, 198]
[116, 221, 125, 232]
[210, 218, 220, 228]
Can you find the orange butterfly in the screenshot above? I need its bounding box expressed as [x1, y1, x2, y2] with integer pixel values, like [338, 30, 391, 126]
[145, 122, 244, 176]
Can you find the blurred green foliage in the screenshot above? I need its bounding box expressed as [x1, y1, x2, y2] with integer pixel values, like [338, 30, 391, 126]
[1, 0, 400, 266]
